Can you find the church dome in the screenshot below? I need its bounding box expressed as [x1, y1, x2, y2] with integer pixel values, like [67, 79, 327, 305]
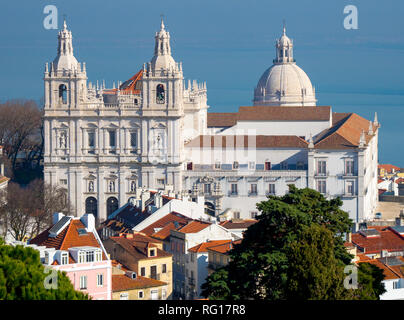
[253, 27, 316, 107]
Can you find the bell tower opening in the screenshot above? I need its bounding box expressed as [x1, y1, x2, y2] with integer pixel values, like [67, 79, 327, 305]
[59, 84, 67, 104]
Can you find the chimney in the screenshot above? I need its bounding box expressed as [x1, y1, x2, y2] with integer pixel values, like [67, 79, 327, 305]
[80, 213, 95, 232]
[52, 212, 65, 225]
[154, 192, 163, 209]
[347, 232, 352, 243]
[141, 190, 150, 212]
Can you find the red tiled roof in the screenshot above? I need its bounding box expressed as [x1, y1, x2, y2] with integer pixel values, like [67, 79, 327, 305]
[177, 220, 211, 234]
[185, 135, 308, 149]
[108, 235, 171, 261]
[314, 113, 377, 150]
[112, 274, 166, 292]
[104, 70, 143, 95]
[219, 219, 257, 230]
[351, 226, 404, 254]
[188, 240, 232, 253]
[360, 258, 404, 280]
[29, 218, 107, 262]
[140, 212, 192, 239]
[206, 106, 331, 127]
[206, 239, 242, 254]
[378, 164, 401, 173]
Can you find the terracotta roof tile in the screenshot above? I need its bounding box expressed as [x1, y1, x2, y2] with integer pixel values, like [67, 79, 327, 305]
[219, 219, 257, 230]
[177, 220, 211, 234]
[140, 212, 192, 239]
[112, 274, 166, 292]
[351, 226, 404, 254]
[314, 113, 377, 149]
[188, 240, 232, 253]
[207, 106, 331, 127]
[378, 164, 401, 173]
[206, 240, 242, 254]
[185, 135, 308, 149]
[29, 218, 107, 262]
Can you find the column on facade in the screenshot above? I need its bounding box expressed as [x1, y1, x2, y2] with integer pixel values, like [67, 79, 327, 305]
[76, 170, 83, 216]
[68, 169, 76, 216]
[97, 168, 106, 222]
[77, 119, 82, 156]
[118, 168, 126, 207]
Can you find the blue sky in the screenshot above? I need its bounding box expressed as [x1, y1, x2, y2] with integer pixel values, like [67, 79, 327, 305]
[0, 0, 403, 165]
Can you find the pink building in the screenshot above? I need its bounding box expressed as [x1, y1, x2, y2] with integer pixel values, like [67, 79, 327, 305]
[30, 213, 112, 300]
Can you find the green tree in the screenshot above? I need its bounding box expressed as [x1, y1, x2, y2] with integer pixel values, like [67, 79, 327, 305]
[202, 186, 385, 300]
[0, 238, 89, 300]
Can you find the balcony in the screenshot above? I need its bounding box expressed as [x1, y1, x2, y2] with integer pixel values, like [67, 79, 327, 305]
[314, 171, 329, 177]
[228, 191, 238, 197]
[248, 191, 258, 197]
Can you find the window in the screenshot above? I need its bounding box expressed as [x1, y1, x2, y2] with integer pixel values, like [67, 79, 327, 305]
[265, 161, 271, 170]
[80, 276, 87, 290]
[233, 211, 240, 219]
[86, 250, 94, 262]
[233, 161, 239, 169]
[45, 251, 50, 265]
[214, 162, 221, 170]
[162, 288, 167, 300]
[251, 211, 258, 219]
[393, 281, 400, 289]
[268, 183, 276, 194]
[297, 161, 305, 170]
[140, 267, 146, 277]
[120, 292, 129, 300]
[61, 252, 68, 265]
[95, 250, 102, 262]
[157, 178, 165, 185]
[190, 253, 194, 263]
[60, 179, 67, 185]
[59, 84, 67, 104]
[317, 160, 327, 175]
[130, 132, 137, 148]
[345, 160, 354, 175]
[250, 184, 258, 195]
[230, 184, 238, 195]
[149, 249, 156, 257]
[162, 264, 167, 273]
[248, 161, 255, 170]
[203, 183, 211, 194]
[317, 180, 326, 194]
[78, 251, 86, 263]
[138, 291, 144, 299]
[156, 84, 165, 104]
[281, 161, 288, 170]
[187, 162, 193, 171]
[97, 274, 104, 287]
[108, 130, 116, 148]
[130, 180, 136, 192]
[150, 265, 157, 280]
[346, 181, 354, 195]
[88, 131, 95, 148]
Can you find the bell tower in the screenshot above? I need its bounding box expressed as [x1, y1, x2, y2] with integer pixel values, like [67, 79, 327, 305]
[44, 19, 87, 110]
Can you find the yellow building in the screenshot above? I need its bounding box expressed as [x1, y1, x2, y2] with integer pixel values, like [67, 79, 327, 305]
[112, 272, 168, 300]
[103, 232, 173, 299]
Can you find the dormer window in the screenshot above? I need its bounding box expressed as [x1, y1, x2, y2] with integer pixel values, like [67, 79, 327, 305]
[61, 252, 68, 265]
[149, 248, 156, 257]
[86, 250, 94, 262]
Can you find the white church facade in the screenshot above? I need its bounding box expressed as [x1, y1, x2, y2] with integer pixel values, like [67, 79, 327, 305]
[43, 20, 379, 228]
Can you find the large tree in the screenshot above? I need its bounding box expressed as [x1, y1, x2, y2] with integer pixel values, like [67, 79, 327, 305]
[0, 179, 72, 241]
[0, 238, 89, 300]
[202, 186, 385, 300]
[0, 100, 43, 182]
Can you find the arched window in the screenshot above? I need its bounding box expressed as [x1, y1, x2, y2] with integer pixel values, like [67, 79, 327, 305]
[156, 84, 165, 104]
[59, 84, 67, 104]
[107, 197, 119, 216]
[85, 197, 98, 218]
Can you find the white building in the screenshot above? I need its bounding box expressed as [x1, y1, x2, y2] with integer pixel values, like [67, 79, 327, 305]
[43, 19, 379, 228]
